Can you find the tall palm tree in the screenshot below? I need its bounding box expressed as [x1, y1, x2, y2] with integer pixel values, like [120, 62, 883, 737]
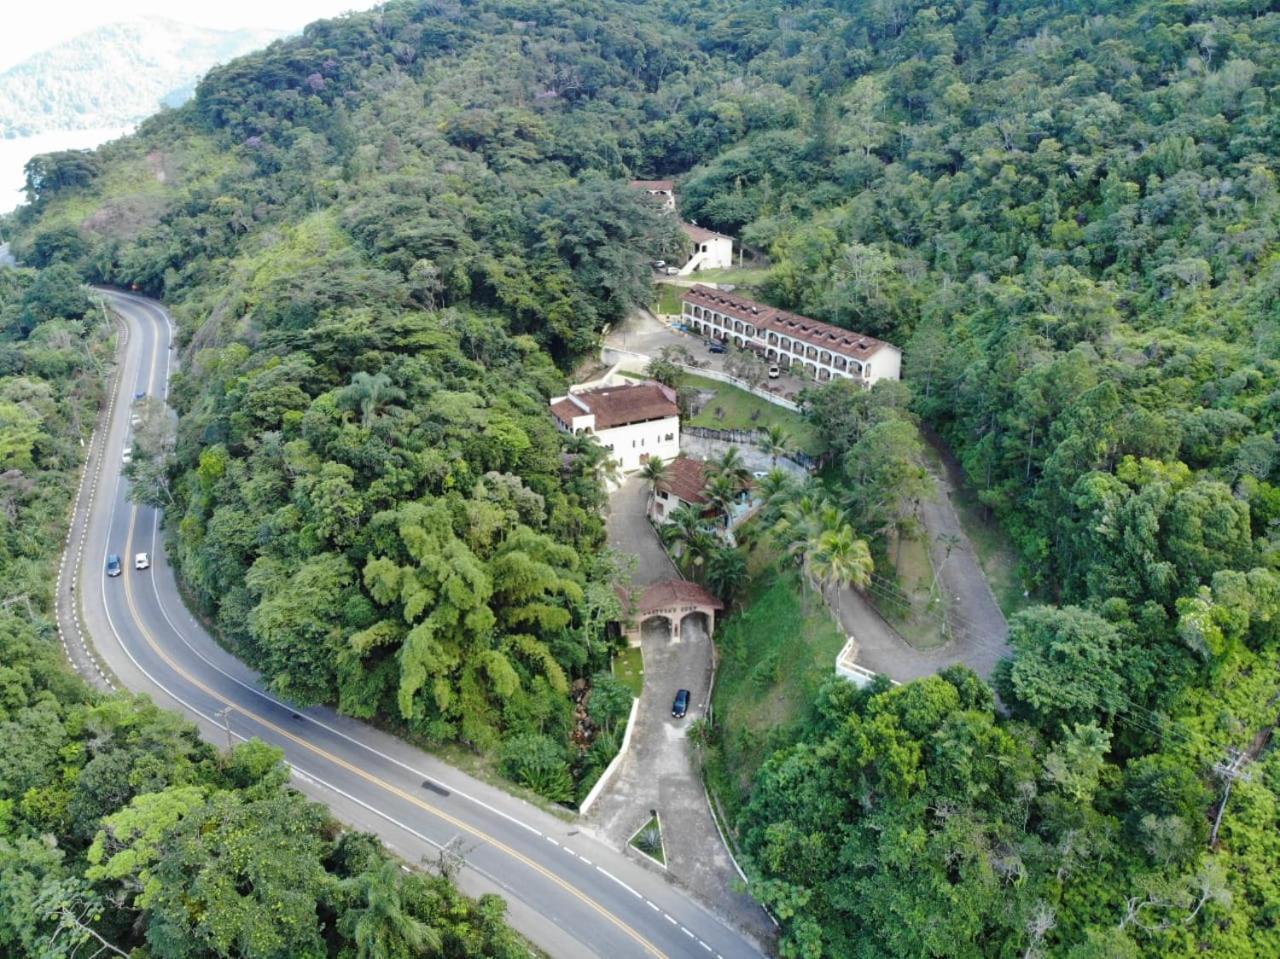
[639, 455, 671, 511]
[773, 491, 843, 565]
[758, 423, 790, 467]
[340, 860, 441, 959]
[805, 523, 874, 606]
[659, 503, 707, 556]
[343, 371, 406, 429]
[711, 445, 752, 490]
[703, 472, 741, 528]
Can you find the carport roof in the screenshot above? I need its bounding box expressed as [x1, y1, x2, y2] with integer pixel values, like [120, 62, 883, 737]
[634, 579, 724, 614]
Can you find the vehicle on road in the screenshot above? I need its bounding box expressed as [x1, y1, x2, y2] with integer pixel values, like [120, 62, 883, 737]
[706, 340, 726, 354]
[106, 554, 122, 577]
[122, 447, 132, 464]
[133, 390, 147, 400]
[135, 552, 150, 571]
[652, 259, 666, 269]
[663, 266, 680, 275]
[672, 688, 690, 718]
[768, 364, 780, 378]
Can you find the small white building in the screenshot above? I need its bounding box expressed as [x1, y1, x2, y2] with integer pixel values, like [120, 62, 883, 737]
[678, 222, 734, 275]
[629, 179, 676, 213]
[550, 381, 680, 473]
[680, 285, 902, 387]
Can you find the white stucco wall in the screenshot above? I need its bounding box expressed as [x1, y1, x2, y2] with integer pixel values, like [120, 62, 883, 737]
[596, 416, 680, 472]
[678, 235, 734, 275]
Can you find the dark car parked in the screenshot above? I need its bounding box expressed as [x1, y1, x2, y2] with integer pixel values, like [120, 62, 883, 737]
[671, 688, 690, 719]
[106, 554, 122, 577]
[706, 341, 727, 354]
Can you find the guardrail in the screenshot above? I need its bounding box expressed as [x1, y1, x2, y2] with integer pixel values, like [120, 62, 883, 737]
[835, 636, 898, 688]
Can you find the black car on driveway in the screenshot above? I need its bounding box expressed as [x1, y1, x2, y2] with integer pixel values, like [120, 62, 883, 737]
[671, 688, 690, 719]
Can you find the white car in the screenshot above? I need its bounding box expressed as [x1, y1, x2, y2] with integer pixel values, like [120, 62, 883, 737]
[122, 447, 132, 464]
[134, 552, 150, 570]
[768, 364, 780, 378]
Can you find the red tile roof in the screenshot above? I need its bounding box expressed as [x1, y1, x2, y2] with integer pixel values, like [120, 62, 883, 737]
[663, 456, 710, 505]
[680, 221, 731, 244]
[629, 179, 675, 192]
[636, 579, 724, 614]
[550, 381, 678, 430]
[680, 285, 893, 360]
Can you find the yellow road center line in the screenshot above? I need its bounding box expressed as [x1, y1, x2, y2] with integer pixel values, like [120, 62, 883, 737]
[113, 304, 666, 959]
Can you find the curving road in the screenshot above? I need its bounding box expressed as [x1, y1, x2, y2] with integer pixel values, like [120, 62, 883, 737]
[65, 289, 768, 959]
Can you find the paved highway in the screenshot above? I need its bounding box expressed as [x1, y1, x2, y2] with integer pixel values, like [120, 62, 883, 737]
[67, 289, 769, 959]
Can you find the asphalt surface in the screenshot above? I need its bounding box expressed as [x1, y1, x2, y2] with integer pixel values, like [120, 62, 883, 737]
[71, 289, 770, 959]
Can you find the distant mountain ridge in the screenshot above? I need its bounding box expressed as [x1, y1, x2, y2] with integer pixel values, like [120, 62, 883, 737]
[0, 16, 283, 138]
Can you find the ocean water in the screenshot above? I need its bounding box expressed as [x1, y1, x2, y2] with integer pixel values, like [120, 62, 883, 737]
[0, 126, 132, 214]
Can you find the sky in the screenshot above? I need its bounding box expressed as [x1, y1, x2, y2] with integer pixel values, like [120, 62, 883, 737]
[0, 0, 382, 72]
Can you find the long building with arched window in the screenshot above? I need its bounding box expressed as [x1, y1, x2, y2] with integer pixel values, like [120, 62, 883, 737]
[679, 284, 901, 386]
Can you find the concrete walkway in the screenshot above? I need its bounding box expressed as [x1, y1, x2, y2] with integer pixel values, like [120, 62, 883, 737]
[593, 476, 775, 946]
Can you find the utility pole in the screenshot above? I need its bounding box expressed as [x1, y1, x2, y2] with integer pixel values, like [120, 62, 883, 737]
[215, 706, 235, 752]
[1209, 748, 1251, 848]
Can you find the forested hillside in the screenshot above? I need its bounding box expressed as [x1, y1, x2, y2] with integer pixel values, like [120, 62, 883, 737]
[5, 0, 1280, 956]
[0, 266, 524, 957]
[0, 17, 282, 138]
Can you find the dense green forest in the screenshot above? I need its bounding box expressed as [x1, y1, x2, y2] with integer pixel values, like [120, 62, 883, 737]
[6, 0, 1280, 956]
[0, 267, 524, 957]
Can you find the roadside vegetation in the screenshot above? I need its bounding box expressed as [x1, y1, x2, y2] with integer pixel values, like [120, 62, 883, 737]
[0, 266, 527, 958]
[6, 0, 1280, 956]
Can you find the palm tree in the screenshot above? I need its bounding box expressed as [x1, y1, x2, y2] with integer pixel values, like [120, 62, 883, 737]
[711, 445, 751, 490]
[805, 523, 874, 606]
[707, 546, 748, 602]
[639, 455, 670, 512]
[342, 371, 406, 429]
[659, 503, 707, 557]
[340, 860, 441, 959]
[773, 491, 843, 565]
[758, 423, 790, 467]
[703, 472, 741, 529]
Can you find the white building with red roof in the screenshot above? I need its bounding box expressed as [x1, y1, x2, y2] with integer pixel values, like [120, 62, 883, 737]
[628, 179, 676, 212]
[549, 380, 680, 472]
[679, 284, 902, 386]
[677, 222, 734, 275]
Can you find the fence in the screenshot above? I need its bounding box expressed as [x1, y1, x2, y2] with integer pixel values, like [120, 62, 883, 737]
[600, 346, 802, 413]
[681, 426, 829, 473]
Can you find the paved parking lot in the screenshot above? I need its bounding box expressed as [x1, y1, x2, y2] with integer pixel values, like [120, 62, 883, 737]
[607, 307, 811, 400]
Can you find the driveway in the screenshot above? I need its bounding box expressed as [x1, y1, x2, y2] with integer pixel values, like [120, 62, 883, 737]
[835, 454, 1010, 683]
[594, 477, 775, 946]
[607, 307, 810, 401]
[605, 477, 677, 588]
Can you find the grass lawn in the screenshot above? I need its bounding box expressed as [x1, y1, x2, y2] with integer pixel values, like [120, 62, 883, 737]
[919, 437, 1032, 617]
[653, 283, 686, 315]
[706, 553, 846, 818]
[869, 532, 948, 650]
[682, 265, 775, 287]
[612, 645, 645, 698]
[680, 373, 824, 455]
